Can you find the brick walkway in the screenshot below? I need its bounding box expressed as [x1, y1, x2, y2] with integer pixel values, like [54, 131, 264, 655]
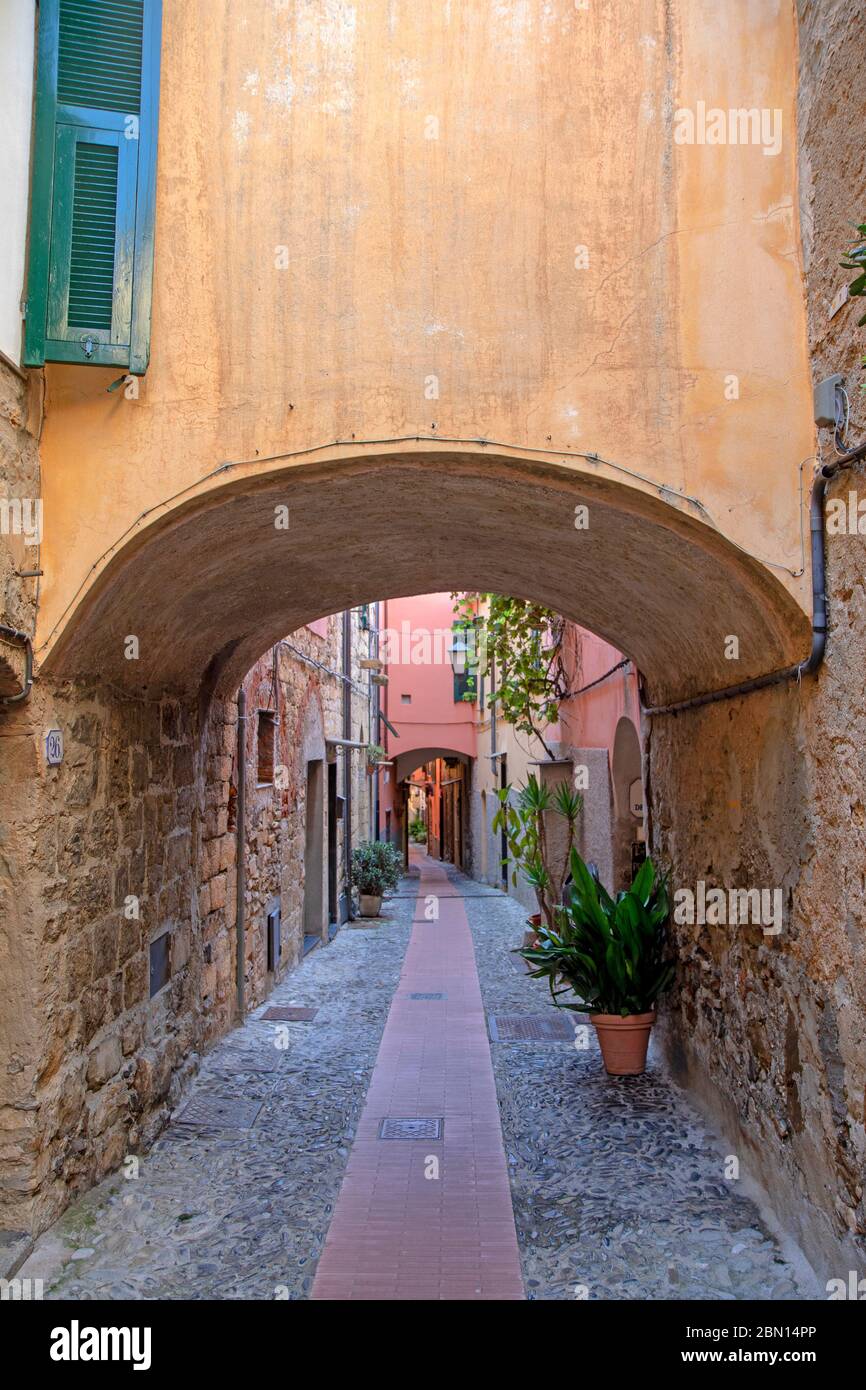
[311, 854, 524, 1300]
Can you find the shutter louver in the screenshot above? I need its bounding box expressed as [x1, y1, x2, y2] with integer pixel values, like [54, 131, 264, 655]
[58, 0, 144, 113]
[24, 0, 162, 373]
[67, 143, 119, 329]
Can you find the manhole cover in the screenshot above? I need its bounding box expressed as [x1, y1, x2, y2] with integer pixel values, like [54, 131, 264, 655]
[409, 992, 445, 1000]
[262, 1006, 319, 1022]
[174, 1096, 263, 1130]
[488, 1013, 577, 1042]
[378, 1117, 443, 1141]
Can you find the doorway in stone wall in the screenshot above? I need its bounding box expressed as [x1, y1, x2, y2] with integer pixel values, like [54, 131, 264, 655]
[611, 717, 644, 892]
[327, 761, 338, 926]
[303, 759, 324, 950]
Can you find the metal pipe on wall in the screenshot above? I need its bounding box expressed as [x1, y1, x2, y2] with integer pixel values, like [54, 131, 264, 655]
[642, 442, 866, 717]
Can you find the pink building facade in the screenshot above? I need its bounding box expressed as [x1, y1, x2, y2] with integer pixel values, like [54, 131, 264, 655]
[376, 593, 645, 898]
[377, 593, 476, 856]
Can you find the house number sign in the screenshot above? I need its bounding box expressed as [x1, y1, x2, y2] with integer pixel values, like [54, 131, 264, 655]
[45, 729, 64, 766]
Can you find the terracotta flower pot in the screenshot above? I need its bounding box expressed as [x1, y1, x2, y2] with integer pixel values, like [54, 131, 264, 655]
[592, 1011, 655, 1075]
[523, 912, 542, 949]
[359, 893, 382, 918]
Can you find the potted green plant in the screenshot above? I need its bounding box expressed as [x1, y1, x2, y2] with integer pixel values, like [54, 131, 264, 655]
[409, 815, 427, 844]
[351, 839, 402, 917]
[520, 850, 675, 1075]
[492, 774, 583, 945]
[365, 742, 386, 776]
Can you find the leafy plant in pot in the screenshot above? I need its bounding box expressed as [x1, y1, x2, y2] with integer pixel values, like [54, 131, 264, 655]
[351, 839, 402, 918]
[492, 774, 583, 946]
[519, 850, 675, 1075]
[366, 742, 387, 776]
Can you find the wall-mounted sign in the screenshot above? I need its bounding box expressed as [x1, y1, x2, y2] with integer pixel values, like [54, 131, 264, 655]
[629, 777, 643, 818]
[45, 729, 63, 766]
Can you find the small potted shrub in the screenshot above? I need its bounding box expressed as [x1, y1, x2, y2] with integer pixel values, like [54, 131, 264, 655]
[520, 850, 675, 1075]
[351, 839, 402, 917]
[408, 816, 427, 844]
[366, 743, 386, 776]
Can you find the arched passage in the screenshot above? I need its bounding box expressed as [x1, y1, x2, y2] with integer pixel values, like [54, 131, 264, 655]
[37, 446, 810, 708]
[385, 746, 471, 867]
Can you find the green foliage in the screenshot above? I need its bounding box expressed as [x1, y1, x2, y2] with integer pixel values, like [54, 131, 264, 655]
[519, 851, 675, 1017]
[452, 594, 570, 758]
[841, 223, 866, 390]
[408, 816, 427, 842]
[366, 743, 386, 765]
[492, 774, 583, 928]
[841, 224, 866, 326]
[351, 840, 402, 896]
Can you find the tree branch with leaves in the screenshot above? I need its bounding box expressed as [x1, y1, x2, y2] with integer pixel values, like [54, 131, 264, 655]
[452, 593, 571, 759]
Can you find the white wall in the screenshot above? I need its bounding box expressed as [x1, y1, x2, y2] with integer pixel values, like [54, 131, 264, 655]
[0, 1, 35, 366]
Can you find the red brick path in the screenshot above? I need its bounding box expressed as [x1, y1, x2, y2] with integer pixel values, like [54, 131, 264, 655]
[311, 853, 524, 1300]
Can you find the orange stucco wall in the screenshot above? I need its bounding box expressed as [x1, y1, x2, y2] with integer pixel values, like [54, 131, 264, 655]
[33, 0, 814, 691]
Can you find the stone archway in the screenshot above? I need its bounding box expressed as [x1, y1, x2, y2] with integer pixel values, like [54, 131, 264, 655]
[36, 445, 810, 710]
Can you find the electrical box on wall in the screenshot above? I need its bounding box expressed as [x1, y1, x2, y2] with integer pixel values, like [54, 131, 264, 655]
[814, 374, 843, 427]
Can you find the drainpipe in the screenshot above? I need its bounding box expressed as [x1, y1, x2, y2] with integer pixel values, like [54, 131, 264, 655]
[0, 625, 34, 706]
[342, 610, 354, 921]
[235, 686, 246, 1019]
[642, 443, 866, 717]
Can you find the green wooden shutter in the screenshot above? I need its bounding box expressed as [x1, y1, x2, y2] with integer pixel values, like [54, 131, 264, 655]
[24, 0, 162, 374]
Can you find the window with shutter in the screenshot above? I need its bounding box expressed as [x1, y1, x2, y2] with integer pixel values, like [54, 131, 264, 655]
[24, 0, 162, 374]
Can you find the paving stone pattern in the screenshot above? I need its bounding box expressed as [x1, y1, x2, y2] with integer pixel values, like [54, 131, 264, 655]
[23, 857, 818, 1300]
[25, 897, 415, 1300]
[461, 864, 818, 1301]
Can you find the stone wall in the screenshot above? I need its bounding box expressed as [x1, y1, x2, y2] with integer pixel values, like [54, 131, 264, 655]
[0, 355, 41, 1232]
[0, 357, 39, 698]
[227, 617, 372, 1016]
[0, 678, 203, 1234]
[0, 612, 372, 1239]
[650, 0, 866, 1281]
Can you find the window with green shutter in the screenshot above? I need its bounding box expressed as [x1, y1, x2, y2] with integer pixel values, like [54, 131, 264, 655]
[24, 0, 162, 374]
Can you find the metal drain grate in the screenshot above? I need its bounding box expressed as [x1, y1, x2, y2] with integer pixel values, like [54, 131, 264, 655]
[173, 1096, 263, 1130]
[409, 992, 445, 1000]
[262, 1006, 318, 1022]
[378, 1117, 443, 1141]
[488, 1013, 578, 1042]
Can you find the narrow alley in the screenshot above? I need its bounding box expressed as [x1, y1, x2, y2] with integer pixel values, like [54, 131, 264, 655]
[2, 0, 865, 1344]
[19, 851, 815, 1302]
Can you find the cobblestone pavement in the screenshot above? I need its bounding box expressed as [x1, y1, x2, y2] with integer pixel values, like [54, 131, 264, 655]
[23, 857, 819, 1300]
[460, 865, 819, 1301]
[24, 890, 418, 1300]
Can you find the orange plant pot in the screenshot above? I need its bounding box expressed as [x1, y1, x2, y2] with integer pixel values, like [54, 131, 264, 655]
[591, 1011, 655, 1075]
[523, 912, 542, 949]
